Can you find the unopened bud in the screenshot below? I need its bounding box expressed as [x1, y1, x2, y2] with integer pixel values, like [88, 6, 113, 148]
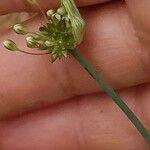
[64, 17, 70, 28]
[3, 40, 18, 51]
[13, 24, 28, 35]
[45, 41, 54, 47]
[57, 6, 66, 16]
[54, 14, 61, 21]
[38, 41, 47, 50]
[26, 37, 38, 48]
[46, 9, 55, 17]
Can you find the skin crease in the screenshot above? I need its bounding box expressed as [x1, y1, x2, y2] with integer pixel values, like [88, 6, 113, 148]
[0, 0, 149, 149]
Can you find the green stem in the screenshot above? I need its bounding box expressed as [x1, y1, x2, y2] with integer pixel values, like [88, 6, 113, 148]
[69, 48, 150, 144]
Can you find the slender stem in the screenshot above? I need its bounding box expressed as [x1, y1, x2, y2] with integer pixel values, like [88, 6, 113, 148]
[18, 49, 50, 55]
[69, 48, 150, 144]
[35, 1, 48, 22]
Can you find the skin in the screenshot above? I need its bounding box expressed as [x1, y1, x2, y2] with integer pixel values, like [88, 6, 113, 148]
[0, 0, 150, 149]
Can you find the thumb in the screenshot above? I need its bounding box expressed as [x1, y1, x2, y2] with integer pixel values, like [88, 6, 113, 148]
[125, 0, 150, 45]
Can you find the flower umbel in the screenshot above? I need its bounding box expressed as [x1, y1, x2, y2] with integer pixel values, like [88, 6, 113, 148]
[4, 0, 85, 62]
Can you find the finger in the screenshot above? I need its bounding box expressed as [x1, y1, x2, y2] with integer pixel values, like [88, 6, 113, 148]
[125, 0, 150, 45]
[0, 0, 111, 15]
[0, 1, 150, 118]
[0, 84, 150, 149]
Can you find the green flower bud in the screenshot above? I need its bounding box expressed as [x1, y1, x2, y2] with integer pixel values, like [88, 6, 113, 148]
[46, 9, 55, 17]
[45, 41, 54, 47]
[57, 6, 66, 15]
[37, 41, 47, 50]
[13, 24, 28, 35]
[54, 14, 61, 21]
[31, 34, 41, 40]
[3, 40, 18, 51]
[63, 17, 71, 28]
[26, 37, 38, 48]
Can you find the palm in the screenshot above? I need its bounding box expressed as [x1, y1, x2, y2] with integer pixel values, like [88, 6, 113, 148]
[0, 0, 150, 150]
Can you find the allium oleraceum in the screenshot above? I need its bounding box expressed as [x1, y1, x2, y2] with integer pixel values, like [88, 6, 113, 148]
[4, 0, 85, 62]
[3, 0, 150, 144]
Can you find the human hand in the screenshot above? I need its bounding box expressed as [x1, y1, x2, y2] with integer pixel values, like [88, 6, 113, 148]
[0, 0, 150, 149]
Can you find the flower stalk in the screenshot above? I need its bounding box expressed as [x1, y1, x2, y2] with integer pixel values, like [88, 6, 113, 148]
[69, 48, 150, 144]
[3, 0, 150, 144]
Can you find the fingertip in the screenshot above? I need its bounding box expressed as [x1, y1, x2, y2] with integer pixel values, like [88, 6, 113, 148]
[0, 0, 112, 15]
